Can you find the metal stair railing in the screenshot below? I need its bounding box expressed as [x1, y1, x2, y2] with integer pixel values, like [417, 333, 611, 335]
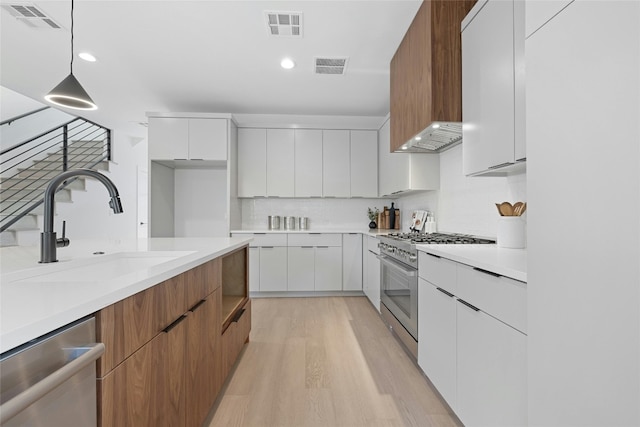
[0, 114, 111, 233]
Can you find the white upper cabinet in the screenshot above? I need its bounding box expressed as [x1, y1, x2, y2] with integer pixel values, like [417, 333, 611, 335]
[237, 128, 267, 197]
[294, 129, 323, 197]
[188, 118, 227, 160]
[525, 0, 573, 38]
[266, 129, 295, 197]
[462, 0, 525, 176]
[322, 130, 351, 197]
[148, 117, 227, 161]
[350, 130, 378, 197]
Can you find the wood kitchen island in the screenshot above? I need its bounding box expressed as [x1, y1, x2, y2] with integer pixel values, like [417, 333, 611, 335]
[0, 237, 252, 427]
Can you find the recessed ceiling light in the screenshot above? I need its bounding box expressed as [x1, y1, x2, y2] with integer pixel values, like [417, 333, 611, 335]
[281, 58, 295, 69]
[414, 136, 422, 141]
[401, 146, 408, 150]
[432, 123, 441, 129]
[79, 52, 96, 62]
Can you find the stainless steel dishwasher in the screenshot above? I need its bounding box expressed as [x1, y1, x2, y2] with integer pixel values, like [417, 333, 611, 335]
[0, 317, 104, 427]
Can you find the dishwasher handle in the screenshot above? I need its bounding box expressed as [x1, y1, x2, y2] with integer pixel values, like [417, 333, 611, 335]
[0, 342, 105, 425]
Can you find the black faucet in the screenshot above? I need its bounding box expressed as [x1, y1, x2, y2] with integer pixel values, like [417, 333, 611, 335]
[40, 168, 124, 263]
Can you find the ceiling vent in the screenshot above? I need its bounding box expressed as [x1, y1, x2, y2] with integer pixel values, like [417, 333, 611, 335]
[315, 57, 349, 75]
[265, 11, 303, 37]
[2, 3, 61, 29]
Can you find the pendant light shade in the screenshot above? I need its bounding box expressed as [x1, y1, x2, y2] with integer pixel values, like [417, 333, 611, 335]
[45, 73, 97, 110]
[44, 0, 97, 110]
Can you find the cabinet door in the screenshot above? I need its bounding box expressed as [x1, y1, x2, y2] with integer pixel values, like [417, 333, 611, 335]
[148, 117, 189, 160]
[186, 289, 222, 427]
[365, 250, 380, 311]
[350, 130, 378, 197]
[378, 119, 409, 197]
[322, 130, 350, 197]
[259, 246, 287, 291]
[238, 128, 267, 197]
[456, 299, 527, 427]
[99, 317, 187, 427]
[462, 0, 515, 175]
[315, 246, 343, 291]
[418, 279, 457, 410]
[188, 118, 227, 161]
[248, 247, 260, 292]
[525, 0, 573, 38]
[266, 129, 295, 197]
[342, 233, 363, 291]
[287, 246, 315, 291]
[294, 129, 323, 197]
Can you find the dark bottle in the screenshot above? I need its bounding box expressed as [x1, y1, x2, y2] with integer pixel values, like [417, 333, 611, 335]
[389, 202, 396, 230]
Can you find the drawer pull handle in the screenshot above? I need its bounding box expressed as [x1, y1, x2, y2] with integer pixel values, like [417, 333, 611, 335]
[436, 287, 455, 298]
[427, 253, 441, 259]
[188, 299, 206, 313]
[457, 299, 480, 312]
[473, 267, 501, 278]
[232, 308, 246, 323]
[163, 315, 187, 333]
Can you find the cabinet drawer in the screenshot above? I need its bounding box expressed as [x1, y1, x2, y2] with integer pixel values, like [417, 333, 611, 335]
[288, 233, 341, 247]
[418, 251, 457, 294]
[367, 236, 380, 254]
[456, 263, 527, 333]
[247, 233, 288, 247]
[221, 300, 251, 379]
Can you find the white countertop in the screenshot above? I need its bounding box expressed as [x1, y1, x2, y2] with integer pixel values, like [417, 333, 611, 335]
[0, 237, 251, 353]
[416, 244, 527, 282]
[231, 229, 391, 237]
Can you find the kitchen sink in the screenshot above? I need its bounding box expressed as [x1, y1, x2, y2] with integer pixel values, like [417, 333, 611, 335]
[11, 251, 196, 284]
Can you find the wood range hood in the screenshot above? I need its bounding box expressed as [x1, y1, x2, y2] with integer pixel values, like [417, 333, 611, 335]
[390, 0, 476, 153]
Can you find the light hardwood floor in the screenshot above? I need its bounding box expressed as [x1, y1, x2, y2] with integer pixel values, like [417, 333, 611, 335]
[206, 297, 461, 427]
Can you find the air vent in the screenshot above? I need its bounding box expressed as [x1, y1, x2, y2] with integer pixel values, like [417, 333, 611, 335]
[265, 11, 303, 37]
[2, 3, 61, 29]
[315, 57, 349, 75]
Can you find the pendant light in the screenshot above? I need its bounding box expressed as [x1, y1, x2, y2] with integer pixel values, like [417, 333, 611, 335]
[44, 0, 97, 110]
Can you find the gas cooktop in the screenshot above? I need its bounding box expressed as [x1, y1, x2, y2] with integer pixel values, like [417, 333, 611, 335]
[385, 232, 495, 245]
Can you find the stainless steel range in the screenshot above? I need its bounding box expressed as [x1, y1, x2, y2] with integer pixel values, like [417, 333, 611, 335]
[377, 232, 495, 358]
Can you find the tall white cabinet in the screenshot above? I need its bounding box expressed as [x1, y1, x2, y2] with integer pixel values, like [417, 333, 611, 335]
[294, 129, 323, 197]
[147, 113, 238, 238]
[526, 1, 640, 425]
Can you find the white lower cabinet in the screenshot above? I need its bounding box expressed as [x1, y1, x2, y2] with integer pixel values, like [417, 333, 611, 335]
[248, 247, 260, 292]
[315, 246, 342, 291]
[456, 301, 527, 427]
[417, 250, 527, 427]
[259, 247, 287, 292]
[364, 236, 380, 311]
[342, 234, 363, 291]
[418, 279, 456, 409]
[287, 247, 315, 291]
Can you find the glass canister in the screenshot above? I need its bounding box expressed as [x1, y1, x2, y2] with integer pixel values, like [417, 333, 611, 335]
[285, 216, 296, 230]
[268, 215, 281, 230]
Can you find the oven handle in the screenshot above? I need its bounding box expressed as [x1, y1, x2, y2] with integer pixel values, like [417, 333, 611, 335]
[376, 254, 417, 276]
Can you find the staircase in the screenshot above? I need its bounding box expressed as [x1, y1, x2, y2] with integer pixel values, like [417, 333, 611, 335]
[0, 111, 112, 247]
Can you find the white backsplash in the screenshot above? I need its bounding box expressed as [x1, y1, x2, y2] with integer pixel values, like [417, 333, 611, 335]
[240, 145, 526, 238]
[241, 198, 390, 231]
[397, 144, 527, 238]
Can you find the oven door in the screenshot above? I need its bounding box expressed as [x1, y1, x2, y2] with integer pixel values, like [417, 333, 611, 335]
[377, 254, 418, 340]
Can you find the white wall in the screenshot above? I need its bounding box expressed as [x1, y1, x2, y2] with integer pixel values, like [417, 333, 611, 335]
[240, 197, 390, 231]
[397, 144, 527, 238]
[55, 133, 148, 241]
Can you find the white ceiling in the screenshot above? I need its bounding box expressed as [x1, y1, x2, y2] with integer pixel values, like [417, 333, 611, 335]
[0, 1, 421, 137]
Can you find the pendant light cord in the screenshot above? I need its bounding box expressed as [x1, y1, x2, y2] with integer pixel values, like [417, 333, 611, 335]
[70, 0, 74, 75]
